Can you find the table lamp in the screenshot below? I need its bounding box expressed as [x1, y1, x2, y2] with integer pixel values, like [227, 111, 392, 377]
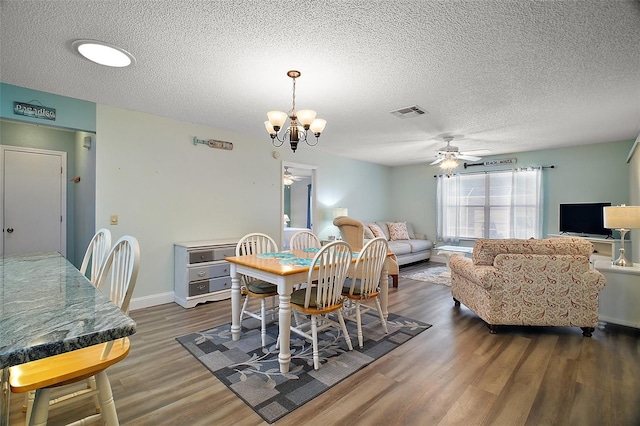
[603, 204, 640, 266]
[333, 207, 348, 218]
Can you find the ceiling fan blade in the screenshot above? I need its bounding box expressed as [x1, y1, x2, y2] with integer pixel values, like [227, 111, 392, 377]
[462, 149, 492, 156]
[458, 154, 481, 161]
[430, 158, 445, 165]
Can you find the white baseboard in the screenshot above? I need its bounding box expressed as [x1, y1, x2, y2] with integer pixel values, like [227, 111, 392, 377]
[129, 291, 175, 311]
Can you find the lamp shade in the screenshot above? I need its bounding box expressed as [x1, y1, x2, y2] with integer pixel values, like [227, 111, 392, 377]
[333, 207, 348, 218]
[603, 205, 640, 229]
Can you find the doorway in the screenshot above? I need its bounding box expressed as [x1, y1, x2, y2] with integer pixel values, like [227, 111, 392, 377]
[1, 145, 67, 255]
[281, 162, 317, 249]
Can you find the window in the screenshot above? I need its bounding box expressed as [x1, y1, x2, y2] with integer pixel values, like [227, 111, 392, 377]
[436, 169, 542, 241]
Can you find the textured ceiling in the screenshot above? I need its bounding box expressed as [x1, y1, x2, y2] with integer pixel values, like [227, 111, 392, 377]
[1, 1, 639, 166]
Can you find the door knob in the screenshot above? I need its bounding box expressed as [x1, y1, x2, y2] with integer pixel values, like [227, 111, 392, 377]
[6, 228, 14, 233]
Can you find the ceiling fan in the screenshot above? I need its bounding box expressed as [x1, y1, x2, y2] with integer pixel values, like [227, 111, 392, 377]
[429, 136, 484, 165]
[283, 166, 303, 186]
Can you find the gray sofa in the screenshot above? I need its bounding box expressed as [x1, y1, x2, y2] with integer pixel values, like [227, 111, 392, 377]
[364, 221, 433, 265]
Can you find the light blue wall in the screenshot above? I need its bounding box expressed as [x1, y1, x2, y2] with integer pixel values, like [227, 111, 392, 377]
[0, 83, 95, 132]
[0, 83, 98, 267]
[95, 104, 390, 305]
[389, 140, 634, 243]
[3, 82, 636, 306]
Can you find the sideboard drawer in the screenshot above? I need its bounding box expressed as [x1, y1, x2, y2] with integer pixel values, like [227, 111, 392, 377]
[189, 280, 210, 297]
[189, 249, 215, 264]
[213, 246, 236, 260]
[188, 263, 230, 281]
[209, 276, 232, 292]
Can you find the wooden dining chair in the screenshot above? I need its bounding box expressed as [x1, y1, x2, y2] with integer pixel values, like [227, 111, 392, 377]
[342, 237, 389, 348]
[289, 230, 321, 250]
[10, 235, 140, 426]
[22, 228, 112, 417]
[236, 233, 279, 347]
[79, 228, 112, 282]
[287, 240, 354, 370]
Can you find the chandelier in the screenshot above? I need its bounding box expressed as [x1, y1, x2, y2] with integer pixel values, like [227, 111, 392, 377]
[264, 70, 326, 153]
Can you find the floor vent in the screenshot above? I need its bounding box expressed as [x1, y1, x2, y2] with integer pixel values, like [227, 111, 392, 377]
[390, 105, 428, 119]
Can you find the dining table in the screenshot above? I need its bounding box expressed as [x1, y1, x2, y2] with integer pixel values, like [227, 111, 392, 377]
[226, 247, 391, 373]
[0, 251, 137, 426]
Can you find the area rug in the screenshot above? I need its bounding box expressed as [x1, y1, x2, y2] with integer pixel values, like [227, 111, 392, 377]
[399, 264, 452, 286]
[176, 311, 431, 423]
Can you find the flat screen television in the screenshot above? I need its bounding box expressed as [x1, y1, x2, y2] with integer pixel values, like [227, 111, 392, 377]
[559, 202, 612, 237]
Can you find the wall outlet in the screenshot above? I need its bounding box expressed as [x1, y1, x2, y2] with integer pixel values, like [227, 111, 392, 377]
[110, 215, 118, 225]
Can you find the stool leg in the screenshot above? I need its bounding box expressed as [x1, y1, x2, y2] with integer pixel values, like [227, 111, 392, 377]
[30, 388, 51, 426]
[95, 371, 119, 426]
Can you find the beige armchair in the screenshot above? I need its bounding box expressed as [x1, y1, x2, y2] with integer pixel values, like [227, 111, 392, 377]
[333, 216, 399, 287]
[450, 238, 606, 336]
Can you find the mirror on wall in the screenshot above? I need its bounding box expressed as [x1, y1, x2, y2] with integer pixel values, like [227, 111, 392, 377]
[281, 162, 317, 249]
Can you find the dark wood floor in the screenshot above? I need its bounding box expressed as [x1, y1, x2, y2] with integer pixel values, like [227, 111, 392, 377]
[10, 261, 640, 425]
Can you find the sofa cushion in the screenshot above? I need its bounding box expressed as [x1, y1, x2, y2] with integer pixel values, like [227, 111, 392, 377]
[407, 239, 433, 252]
[387, 240, 412, 255]
[472, 238, 594, 266]
[363, 226, 375, 239]
[375, 222, 391, 240]
[405, 222, 416, 239]
[368, 223, 387, 239]
[387, 222, 410, 240]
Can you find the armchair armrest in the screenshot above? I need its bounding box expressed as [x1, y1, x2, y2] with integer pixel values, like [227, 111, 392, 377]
[449, 256, 504, 290]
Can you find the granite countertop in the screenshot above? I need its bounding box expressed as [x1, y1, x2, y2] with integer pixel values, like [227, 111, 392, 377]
[0, 252, 137, 369]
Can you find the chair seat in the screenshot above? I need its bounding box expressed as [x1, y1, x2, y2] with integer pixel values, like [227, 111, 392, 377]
[244, 280, 278, 295]
[291, 288, 345, 315]
[10, 338, 131, 393]
[342, 278, 379, 298]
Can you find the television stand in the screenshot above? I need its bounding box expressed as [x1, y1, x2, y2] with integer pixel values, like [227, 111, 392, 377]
[548, 234, 631, 261]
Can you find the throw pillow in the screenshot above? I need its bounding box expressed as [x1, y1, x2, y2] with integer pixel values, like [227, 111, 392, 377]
[363, 225, 375, 239]
[368, 223, 387, 240]
[387, 222, 410, 240]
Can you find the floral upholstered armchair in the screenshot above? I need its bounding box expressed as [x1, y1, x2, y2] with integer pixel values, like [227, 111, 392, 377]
[449, 238, 606, 336]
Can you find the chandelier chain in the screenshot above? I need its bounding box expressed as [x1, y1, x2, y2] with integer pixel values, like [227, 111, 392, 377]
[291, 76, 296, 115]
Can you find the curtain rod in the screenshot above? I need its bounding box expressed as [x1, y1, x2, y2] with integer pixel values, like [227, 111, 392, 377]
[433, 165, 555, 178]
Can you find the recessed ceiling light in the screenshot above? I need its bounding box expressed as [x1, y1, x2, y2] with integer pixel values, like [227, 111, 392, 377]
[72, 39, 135, 68]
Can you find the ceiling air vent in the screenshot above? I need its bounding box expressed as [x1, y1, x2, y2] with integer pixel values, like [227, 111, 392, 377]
[390, 105, 428, 119]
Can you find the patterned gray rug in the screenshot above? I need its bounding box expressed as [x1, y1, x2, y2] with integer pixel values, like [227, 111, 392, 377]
[176, 311, 431, 423]
[399, 264, 452, 286]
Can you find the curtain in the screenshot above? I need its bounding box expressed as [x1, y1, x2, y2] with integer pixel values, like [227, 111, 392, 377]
[436, 175, 461, 243]
[509, 168, 543, 238]
[436, 168, 543, 241]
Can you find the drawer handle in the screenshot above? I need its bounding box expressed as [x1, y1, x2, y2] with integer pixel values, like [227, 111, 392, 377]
[197, 284, 206, 290]
[198, 272, 205, 277]
[200, 255, 205, 259]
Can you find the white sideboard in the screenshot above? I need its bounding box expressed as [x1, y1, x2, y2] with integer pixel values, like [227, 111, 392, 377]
[174, 238, 238, 308]
[547, 234, 631, 261]
[594, 260, 640, 329]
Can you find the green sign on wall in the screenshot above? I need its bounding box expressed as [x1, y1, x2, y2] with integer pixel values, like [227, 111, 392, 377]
[13, 101, 56, 121]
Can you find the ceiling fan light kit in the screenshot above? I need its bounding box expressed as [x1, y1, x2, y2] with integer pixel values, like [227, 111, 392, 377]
[430, 136, 485, 176]
[265, 70, 327, 153]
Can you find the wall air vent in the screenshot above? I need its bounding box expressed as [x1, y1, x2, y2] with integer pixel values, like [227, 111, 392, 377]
[390, 105, 428, 119]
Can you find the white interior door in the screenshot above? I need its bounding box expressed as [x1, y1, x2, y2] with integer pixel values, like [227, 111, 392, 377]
[1, 146, 66, 255]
